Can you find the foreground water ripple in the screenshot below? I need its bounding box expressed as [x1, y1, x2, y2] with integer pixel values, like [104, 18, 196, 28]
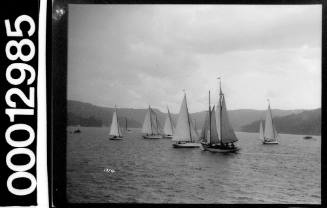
[67, 127, 320, 204]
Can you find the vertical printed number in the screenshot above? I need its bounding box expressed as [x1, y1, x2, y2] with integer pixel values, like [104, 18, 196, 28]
[6, 63, 36, 85]
[5, 15, 35, 37]
[5, 39, 35, 62]
[4, 14, 37, 196]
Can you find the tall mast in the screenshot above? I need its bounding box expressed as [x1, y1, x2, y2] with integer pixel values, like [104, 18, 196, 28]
[184, 90, 192, 142]
[267, 99, 277, 139]
[167, 106, 173, 134]
[209, 90, 211, 144]
[125, 117, 128, 130]
[149, 105, 153, 135]
[155, 113, 159, 135]
[115, 105, 118, 126]
[115, 105, 120, 136]
[218, 77, 223, 145]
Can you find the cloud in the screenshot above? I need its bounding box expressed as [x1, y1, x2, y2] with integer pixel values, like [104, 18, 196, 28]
[67, 4, 321, 112]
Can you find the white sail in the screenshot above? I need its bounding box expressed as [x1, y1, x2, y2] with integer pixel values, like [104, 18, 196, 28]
[264, 104, 277, 141]
[163, 108, 174, 135]
[259, 121, 264, 141]
[215, 95, 222, 143]
[142, 107, 153, 134]
[220, 95, 238, 143]
[200, 110, 210, 142]
[189, 116, 199, 142]
[209, 106, 219, 144]
[215, 90, 238, 144]
[150, 109, 161, 135]
[172, 94, 192, 142]
[109, 108, 122, 137]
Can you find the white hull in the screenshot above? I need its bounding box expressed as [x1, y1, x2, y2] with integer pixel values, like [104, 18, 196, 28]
[201, 143, 239, 153]
[262, 140, 279, 144]
[163, 135, 173, 139]
[143, 135, 162, 139]
[172, 142, 200, 148]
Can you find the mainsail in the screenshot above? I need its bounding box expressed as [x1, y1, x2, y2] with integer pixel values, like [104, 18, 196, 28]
[259, 121, 264, 141]
[214, 82, 238, 144]
[163, 108, 174, 135]
[109, 107, 122, 137]
[264, 104, 277, 141]
[142, 107, 153, 134]
[209, 106, 219, 144]
[173, 94, 195, 142]
[150, 109, 162, 135]
[200, 110, 210, 142]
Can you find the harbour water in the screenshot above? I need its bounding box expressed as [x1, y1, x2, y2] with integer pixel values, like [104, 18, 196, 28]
[67, 127, 320, 204]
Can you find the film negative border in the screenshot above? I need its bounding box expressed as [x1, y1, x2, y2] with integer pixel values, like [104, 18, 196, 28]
[0, 0, 49, 206]
[51, 0, 325, 208]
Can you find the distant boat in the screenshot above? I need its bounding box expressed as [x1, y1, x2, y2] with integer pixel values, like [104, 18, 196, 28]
[125, 117, 132, 132]
[163, 107, 175, 138]
[261, 101, 279, 144]
[109, 106, 123, 140]
[303, 136, 313, 139]
[142, 106, 163, 139]
[172, 92, 200, 148]
[201, 79, 240, 153]
[73, 125, 81, 133]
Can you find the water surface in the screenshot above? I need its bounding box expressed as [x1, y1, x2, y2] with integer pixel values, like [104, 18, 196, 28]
[67, 127, 320, 204]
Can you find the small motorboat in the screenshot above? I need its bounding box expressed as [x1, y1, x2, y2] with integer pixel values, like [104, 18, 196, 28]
[303, 136, 313, 139]
[73, 129, 81, 134]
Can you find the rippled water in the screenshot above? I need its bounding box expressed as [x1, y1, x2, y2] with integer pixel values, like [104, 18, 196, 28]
[67, 127, 321, 204]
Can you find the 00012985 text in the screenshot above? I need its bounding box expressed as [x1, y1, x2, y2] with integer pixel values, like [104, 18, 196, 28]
[4, 14, 37, 196]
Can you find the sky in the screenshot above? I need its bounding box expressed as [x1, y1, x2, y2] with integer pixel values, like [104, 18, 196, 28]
[67, 4, 321, 113]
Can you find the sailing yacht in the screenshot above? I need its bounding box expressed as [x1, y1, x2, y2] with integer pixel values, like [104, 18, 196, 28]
[163, 107, 175, 138]
[200, 80, 239, 153]
[260, 101, 279, 144]
[109, 106, 123, 140]
[142, 106, 163, 139]
[172, 93, 200, 148]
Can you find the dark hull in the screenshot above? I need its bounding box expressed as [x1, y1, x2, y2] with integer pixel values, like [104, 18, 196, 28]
[109, 136, 123, 140]
[201, 143, 239, 153]
[143, 135, 162, 139]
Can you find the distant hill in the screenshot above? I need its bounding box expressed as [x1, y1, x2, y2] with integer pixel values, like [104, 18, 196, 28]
[241, 108, 321, 135]
[67, 100, 306, 131]
[68, 100, 143, 128]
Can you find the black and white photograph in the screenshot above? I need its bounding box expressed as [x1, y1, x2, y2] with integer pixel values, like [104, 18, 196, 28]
[65, 4, 321, 204]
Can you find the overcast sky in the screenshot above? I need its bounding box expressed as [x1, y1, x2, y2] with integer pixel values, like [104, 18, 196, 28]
[67, 4, 321, 113]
